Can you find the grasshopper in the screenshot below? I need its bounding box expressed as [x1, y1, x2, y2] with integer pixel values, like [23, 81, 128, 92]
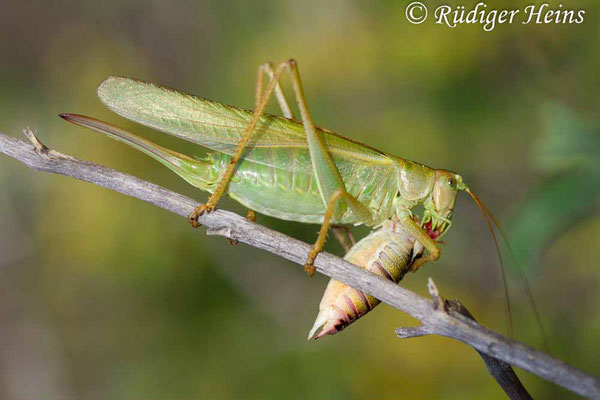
[61, 59, 487, 279]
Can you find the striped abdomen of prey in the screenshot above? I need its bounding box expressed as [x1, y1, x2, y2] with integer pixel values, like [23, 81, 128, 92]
[308, 217, 421, 339]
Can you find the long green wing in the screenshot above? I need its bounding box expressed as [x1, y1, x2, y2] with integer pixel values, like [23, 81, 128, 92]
[97, 77, 394, 172]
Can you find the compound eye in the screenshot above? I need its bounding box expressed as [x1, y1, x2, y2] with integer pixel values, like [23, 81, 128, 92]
[446, 177, 457, 190]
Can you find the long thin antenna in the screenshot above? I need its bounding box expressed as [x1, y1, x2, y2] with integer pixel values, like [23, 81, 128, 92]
[478, 200, 549, 351]
[465, 189, 514, 338]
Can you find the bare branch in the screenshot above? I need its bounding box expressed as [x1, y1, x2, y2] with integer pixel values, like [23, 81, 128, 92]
[397, 281, 532, 399]
[445, 299, 533, 400]
[427, 277, 446, 311]
[1, 130, 599, 399]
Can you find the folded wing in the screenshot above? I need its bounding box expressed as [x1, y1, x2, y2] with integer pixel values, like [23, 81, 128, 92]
[97, 77, 394, 172]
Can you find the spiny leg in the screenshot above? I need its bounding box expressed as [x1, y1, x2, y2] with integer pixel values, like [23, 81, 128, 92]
[397, 213, 441, 272]
[190, 59, 374, 275]
[305, 190, 342, 276]
[262, 60, 377, 274]
[246, 64, 292, 228]
[261, 60, 367, 265]
[281, 59, 374, 275]
[188, 61, 290, 227]
[304, 190, 372, 276]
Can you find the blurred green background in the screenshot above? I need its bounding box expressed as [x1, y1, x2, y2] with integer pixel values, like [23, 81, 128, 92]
[1, 0, 599, 398]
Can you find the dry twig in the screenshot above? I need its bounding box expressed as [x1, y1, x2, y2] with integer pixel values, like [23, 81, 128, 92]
[398, 279, 533, 400]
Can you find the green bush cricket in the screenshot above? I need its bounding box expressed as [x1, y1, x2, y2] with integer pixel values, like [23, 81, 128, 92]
[60, 59, 540, 338]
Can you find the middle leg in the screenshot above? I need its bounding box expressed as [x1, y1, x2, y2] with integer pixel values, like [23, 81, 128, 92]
[188, 61, 290, 227]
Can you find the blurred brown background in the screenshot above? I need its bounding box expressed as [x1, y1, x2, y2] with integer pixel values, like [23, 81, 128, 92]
[1, 0, 599, 398]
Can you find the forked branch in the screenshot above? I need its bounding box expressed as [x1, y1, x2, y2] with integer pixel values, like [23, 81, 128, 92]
[397, 279, 533, 400]
[1, 130, 599, 399]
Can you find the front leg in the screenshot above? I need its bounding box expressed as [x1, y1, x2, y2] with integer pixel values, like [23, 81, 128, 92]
[397, 213, 441, 272]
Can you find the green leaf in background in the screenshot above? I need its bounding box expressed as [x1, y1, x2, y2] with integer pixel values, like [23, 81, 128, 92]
[507, 104, 600, 273]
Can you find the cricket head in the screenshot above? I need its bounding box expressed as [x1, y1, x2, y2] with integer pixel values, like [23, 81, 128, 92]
[422, 170, 467, 239]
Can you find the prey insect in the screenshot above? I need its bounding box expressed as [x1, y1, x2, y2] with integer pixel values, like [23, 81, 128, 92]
[60, 59, 528, 338]
[309, 217, 418, 339]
